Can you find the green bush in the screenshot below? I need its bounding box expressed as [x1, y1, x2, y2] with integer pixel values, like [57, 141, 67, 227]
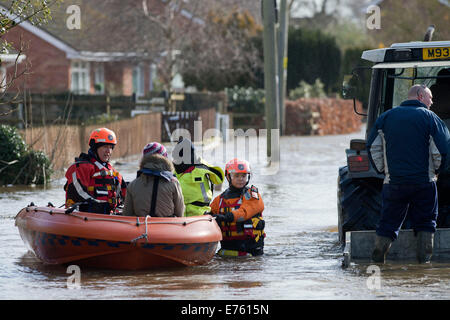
[287, 27, 341, 94]
[341, 47, 372, 110]
[289, 79, 326, 100]
[17, 149, 53, 185]
[225, 86, 265, 114]
[0, 124, 27, 163]
[0, 125, 52, 185]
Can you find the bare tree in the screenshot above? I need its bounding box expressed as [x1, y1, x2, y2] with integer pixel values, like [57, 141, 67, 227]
[289, 0, 342, 19]
[366, 0, 450, 45]
[180, 8, 263, 91]
[137, 0, 204, 94]
[133, 1, 264, 103]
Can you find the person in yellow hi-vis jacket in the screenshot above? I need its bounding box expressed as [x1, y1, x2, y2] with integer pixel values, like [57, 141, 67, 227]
[172, 137, 224, 216]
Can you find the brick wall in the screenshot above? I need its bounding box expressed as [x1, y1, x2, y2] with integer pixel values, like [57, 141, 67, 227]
[4, 26, 140, 96]
[4, 25, 70, 92]
[104, 61, 126, 95]
[122, 65, 133, 96]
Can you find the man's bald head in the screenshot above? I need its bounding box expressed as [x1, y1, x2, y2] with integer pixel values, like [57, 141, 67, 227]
[408, 84, 433, 108]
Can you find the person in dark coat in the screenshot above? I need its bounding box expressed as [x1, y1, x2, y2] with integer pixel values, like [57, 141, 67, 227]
[367, 84, 450, 264]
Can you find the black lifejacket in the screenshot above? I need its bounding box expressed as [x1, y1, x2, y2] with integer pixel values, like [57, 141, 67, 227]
[137, 168, 175, 217]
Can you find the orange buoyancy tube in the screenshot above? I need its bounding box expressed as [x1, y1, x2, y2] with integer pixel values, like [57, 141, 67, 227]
[211, 185, 265, 255]
[64, 152, 126, 214]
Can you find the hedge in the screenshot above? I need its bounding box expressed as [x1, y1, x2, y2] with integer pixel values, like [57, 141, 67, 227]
[0, 125, 52, 185]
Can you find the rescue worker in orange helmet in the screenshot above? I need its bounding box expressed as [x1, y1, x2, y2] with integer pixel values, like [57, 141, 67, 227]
[210, 158, 265, 256]
[64, 128, 127, 214]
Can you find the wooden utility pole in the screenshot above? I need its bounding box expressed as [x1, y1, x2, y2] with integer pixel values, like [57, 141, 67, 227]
[262, 0, 280, 157]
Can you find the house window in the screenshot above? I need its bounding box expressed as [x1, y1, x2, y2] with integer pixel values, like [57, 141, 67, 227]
[132, 65, 145, 97]
[71, 60, 90, 94]
[170, 61, 184, 90]
[149, 63, 157, 91]
[94, 64, 104, 94]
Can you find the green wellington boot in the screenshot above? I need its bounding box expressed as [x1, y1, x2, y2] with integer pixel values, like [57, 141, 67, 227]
[371, 235, 392, 263]
[417, 231, 434, 264]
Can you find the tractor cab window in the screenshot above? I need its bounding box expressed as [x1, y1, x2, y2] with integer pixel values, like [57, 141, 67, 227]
[391, 68, 414, 108]
[390, 67, 448, 112]
[428, 67, 450, 125]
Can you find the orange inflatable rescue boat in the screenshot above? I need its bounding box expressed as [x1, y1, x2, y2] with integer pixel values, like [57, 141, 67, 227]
[15, 205, 222, 270]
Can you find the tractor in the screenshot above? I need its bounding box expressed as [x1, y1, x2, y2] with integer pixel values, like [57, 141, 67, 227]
[338, 38, 450, 245]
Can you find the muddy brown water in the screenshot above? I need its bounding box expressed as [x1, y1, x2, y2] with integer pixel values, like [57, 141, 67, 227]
[2, 127, 450, 300]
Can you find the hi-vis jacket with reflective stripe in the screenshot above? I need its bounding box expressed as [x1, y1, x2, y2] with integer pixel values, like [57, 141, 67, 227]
[367, 99, 450, 185]
[175, 159, 224, 217]
[64, 151, 127, 214]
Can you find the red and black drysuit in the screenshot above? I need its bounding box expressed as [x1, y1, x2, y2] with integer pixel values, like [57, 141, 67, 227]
[64, 149, 127, 214]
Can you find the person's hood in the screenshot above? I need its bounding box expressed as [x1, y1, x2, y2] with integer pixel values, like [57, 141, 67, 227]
[140, 153, 174, 172]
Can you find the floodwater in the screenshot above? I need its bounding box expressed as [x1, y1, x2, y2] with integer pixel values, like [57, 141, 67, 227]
[1, 126, 450, 300]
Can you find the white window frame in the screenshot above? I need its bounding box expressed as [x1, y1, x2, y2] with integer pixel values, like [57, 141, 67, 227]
[94, 64, 105, 94]
[132, 64, 145, 97]
[149, 63, 157, 91]
[70, 60, 90, 94]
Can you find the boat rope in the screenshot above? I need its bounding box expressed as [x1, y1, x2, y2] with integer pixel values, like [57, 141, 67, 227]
[70, 213, 135, 224]
[26, 206, 213, 226]
[140, 218, 213, 225]
[131, 215, 150, 244]
[70, 213, 213, 226]
[23, 206, 215, 245]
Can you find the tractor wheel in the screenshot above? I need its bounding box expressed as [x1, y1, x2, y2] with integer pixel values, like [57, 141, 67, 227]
[337, 166, 383, 245]
[437, 172, 450, 228]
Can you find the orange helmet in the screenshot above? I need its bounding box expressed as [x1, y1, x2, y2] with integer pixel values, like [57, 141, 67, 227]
[89, 128, 117, 149]
[225, 158, 251, 180]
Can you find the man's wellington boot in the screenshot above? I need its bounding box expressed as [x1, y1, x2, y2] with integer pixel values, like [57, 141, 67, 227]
[371, 235, 392, 263]
[417, 231, 434, 264]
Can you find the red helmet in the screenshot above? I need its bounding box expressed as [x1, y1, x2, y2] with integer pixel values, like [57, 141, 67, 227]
[225, 158, 251, 181]
[89, 128, 117, 148]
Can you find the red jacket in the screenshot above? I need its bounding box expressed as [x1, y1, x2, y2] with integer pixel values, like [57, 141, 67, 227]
[64, 151, 127, 214]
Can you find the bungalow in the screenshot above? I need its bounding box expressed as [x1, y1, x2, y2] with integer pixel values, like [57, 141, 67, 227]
[0, 52, 26, 92]
[0, 0, 198, 97]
